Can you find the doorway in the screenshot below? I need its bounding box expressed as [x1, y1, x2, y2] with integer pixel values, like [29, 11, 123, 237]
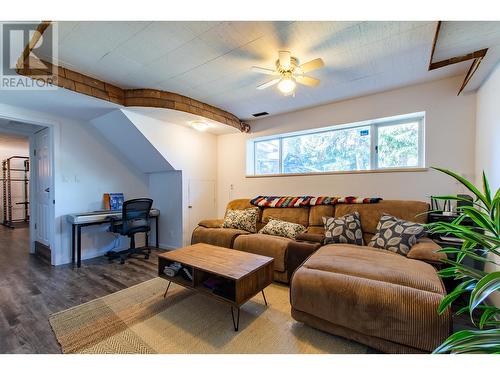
[0, 134, 30, 228]
[188, 179, 216, 238]
[0, 117, 54, 263]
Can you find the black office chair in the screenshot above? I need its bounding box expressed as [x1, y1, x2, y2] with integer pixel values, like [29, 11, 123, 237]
[105, 198, 153, 264]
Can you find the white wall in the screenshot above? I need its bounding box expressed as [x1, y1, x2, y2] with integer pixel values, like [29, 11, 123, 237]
[476, 62, 500, 308]
[0, 135, 29, 222]
[149, 171, 183, 249]
[123, 110, 218, 245]
[56, 118, 149, 264]
[217, 76, 476, 216]
[0, 103, 149, 265]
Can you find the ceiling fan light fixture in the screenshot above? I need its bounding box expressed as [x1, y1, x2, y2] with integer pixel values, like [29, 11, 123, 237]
[277, 77, 296, 94]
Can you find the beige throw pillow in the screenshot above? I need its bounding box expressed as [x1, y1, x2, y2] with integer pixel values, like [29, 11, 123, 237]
[258, 218, 306, 239]
[221, 208, 259, 233]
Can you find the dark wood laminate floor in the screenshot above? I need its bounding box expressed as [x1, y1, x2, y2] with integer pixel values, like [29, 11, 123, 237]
[0, 225, 476, 354]
[0, 225, 161, 354]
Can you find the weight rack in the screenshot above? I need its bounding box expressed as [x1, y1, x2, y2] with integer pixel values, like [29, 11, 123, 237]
[2, 156, 30, 228]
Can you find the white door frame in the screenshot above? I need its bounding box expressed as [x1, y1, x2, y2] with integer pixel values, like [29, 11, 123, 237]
[0, 112, 56, 264]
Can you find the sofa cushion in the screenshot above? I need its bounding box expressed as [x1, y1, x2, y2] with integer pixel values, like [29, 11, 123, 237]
[309, 205, 335, 226]
[407, 238, 446, 262]
[368, 214, 426, 256]
[232, 233, 292, 272]
[302, 244, 443, 293]
[323, 212, 364, 246]
[222, 208, 259, 233]
[191, 227, 249, 249]
[226, 199, 255, 211]
[259, 218, 306, 239]
[262, 207, 310, 227]
[334, 200, 429, 236]
[306, 226, 325, 235]
[198, 219, 224, 228]
[290, 244, 449, 352]
[224, 199, 262, 222]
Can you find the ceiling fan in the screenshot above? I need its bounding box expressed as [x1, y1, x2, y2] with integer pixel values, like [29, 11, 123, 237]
[252, 51, 324, 95]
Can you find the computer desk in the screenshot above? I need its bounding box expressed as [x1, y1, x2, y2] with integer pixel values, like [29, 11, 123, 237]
[66, 209, 160, 268]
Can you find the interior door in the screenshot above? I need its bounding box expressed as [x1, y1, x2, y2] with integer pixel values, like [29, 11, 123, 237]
[34, 128, 52, 247]
[188, 179, 216, 237]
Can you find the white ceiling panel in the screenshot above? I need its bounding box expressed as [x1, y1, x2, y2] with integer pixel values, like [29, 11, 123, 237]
[35, 21, 500, 120]
[435, 22, 500, 61]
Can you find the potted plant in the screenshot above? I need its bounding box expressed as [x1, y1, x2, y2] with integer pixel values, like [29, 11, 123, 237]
[426, 167, 500, 353]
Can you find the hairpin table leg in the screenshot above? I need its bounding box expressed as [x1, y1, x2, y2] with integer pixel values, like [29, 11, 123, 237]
[261, 290, 268, 306]
[231, 306, 240, 331]
[163, 281, 171, 298]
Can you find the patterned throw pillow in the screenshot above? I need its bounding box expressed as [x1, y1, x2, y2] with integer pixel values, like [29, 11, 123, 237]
[221, 208, 259, 233]
[368, 214, 425, 256]
[258, 218, 307, 239]
[322, 212, 364, 246]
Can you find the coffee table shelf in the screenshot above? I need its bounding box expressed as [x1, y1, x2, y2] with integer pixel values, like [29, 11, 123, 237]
[158, 243, 274, 330]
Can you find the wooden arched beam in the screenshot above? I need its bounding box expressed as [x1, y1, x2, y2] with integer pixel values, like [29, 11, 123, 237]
[16, 21, 250, 133]
[428, 21, 488, 96]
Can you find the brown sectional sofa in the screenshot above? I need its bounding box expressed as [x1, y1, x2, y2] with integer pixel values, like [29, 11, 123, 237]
[191, 198, 445, 282]
[191, 198, 451, 352]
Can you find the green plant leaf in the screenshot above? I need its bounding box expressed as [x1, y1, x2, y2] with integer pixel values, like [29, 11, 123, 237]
[483, 171, 492, 205]
[442, 259, 486, 280]
[438, 267, 461, 278]
[469, 272, 500, 318]
[438, 248, 499, 266]
[454, 306, 470, 316]
[433, 329, 500, 354]
[438, 288, 467, 314]
[427, 221, 500, 248]
[479, 307, 500, 329]
[431, 167, 491, 210]
[493, 195, 500, 234]
[428, 196, 486, 210]
[460, 206, 497, 236]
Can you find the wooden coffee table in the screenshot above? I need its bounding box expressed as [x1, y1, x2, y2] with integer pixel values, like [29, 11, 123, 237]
[157, 243, 274, 331]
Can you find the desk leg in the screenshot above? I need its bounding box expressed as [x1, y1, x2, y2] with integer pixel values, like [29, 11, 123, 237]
[71, 224, 76, 266]
[77, 225, 82, 268]
[155, 216, 159, 248]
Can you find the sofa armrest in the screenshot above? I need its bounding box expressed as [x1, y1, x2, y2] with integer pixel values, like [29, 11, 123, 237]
[407, 238, 447, 263]
[286, 241, 322, 281]
[198, 219, 224, 228]
[295, 232, 325, 244]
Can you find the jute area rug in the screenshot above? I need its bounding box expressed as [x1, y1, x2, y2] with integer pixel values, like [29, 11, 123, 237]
[49, 277, 370, 354]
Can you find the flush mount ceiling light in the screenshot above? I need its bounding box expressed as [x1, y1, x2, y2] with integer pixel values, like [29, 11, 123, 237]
[252, 51, 324, 96]
[191, 121, 211, 132]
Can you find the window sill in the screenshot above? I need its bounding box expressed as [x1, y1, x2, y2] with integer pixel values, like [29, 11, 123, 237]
[245, 167, 428, 178]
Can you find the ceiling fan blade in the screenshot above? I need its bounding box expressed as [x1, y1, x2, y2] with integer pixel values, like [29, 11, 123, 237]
[257, 78, 280, 90]
[299, 58, 325, 74]
[296, 75, 320, 87]
[279, 51, 291, 69]
[252, 66, 278, 75]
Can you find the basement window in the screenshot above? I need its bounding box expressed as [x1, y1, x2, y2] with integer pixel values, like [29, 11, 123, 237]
[246, 112, 425, 176]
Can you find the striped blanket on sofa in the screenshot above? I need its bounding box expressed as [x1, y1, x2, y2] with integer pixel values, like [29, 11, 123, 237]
[250, 196, 382, 208]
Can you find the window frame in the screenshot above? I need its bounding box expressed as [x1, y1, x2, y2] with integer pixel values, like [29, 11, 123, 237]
[248, 113, 425, 177]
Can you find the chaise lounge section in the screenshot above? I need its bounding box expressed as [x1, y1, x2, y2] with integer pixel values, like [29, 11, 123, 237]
[289, 200, 451, 353]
